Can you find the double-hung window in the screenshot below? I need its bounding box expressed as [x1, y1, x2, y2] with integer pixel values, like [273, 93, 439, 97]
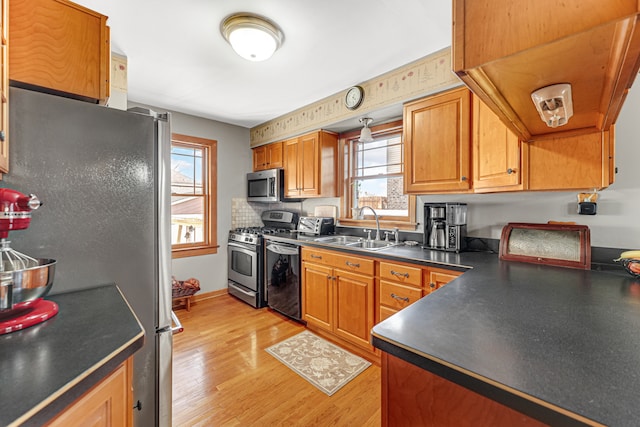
[170, 133, 218, 258]
[342, 121, 415, 228]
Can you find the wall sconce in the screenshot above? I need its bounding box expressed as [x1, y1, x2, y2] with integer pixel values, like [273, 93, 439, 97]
[221, 13, 284, 62]
[359, 118, 374, 142]
[531, 83, 573, 128]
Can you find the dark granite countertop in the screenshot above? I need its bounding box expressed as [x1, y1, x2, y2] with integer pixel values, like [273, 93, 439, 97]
[265, 232, 640, 426]
[0, 284, 144, 427]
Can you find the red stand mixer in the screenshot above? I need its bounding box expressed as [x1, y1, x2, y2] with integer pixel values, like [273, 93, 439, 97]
[0, 188, 57, 334]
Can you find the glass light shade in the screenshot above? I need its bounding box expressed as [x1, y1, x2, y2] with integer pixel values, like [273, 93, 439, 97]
[358, 117, 374, 142]
[221, 14, 283, 62]
[359, 126, 373, 142]
[228, 27, 277, 61]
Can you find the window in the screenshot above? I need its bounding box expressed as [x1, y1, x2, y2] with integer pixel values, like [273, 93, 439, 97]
[171, 133, 218, 258]
[341, 120, 416, 228]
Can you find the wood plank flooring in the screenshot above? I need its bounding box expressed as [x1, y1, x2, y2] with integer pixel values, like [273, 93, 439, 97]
[172, 294, 381, 426]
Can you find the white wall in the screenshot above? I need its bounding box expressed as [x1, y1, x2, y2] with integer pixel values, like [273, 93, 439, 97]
[416, 80, 640, 249]
[130, 102, 251, 294]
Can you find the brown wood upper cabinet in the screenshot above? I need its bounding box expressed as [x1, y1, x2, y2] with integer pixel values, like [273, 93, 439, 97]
[472, 95, 525, 192]
[453, 0, 640, 142]
[404, 87, 472, 193]
[252, 142, 283, 171]
[526, 128, 615, 191]
[9, 0, 110, 104]
[283, 130, 338, 198]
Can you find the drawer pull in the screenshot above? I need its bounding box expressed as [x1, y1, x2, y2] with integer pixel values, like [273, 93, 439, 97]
[310, 254, 322, 259]
[390, 270, 409, 278]
[390, 293, 410, 303]
[345, 261, 360, 268]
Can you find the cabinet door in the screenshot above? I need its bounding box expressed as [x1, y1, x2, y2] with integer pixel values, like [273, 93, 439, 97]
[9, 0, 110, 104]
[333, 269, 375, 350]
[424, 269, 462, 296]
[267, 142, 283, 168]
[299, 132, 320, 196]
[404, 87, 471, 193]
[283, 138, 301, 196]
[46, 359, 133, 427]
[473, 95, 523, 191]
[526, 129, 614, 190]
[302, 261, 333, 332]
[252, 146, 266, 171]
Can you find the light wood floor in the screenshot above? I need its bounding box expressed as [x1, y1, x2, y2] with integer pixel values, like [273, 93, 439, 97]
[172, 294, 381, 426]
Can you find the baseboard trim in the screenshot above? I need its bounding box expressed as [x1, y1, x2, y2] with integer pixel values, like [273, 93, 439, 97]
[193, 288, 229, 302]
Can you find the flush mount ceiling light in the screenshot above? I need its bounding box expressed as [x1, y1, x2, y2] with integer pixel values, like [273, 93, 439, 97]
[359, 118, 374, 142]
[221, 13, 284, 62]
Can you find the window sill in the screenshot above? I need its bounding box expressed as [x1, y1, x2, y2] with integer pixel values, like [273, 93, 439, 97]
[337, 218, 417, 231]
[172, 245, 219, 259]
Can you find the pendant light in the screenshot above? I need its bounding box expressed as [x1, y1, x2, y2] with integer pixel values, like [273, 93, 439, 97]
[359, 118, 374, 142]
[221, 13, 284, 62]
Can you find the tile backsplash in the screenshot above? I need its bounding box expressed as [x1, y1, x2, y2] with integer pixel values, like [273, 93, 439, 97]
[231, 198, 305, 229]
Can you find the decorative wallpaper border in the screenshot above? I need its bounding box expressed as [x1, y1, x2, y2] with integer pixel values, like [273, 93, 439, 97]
[250, 47, 460, 147]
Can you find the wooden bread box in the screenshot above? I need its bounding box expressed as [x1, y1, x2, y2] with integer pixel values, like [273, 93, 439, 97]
[499, 222, 591, 269]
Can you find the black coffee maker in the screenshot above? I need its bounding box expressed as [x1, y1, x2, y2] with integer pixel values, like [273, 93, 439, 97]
[423, 203, 467, 253]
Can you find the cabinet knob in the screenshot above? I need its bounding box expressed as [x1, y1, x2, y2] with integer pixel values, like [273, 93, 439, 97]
[430, 283, 436, 289]
[507, 168, 517, 174]
[461, 176, 467, 181]
[0, 130, 5, 142]
[327, 275, 332, 279]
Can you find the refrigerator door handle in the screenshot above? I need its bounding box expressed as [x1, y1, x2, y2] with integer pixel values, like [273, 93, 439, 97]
[171, 310, 184, 334]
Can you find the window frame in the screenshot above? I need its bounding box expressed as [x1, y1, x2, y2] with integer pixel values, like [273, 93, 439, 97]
[339, 120, 416, 230]
[171, 133, 218, 258]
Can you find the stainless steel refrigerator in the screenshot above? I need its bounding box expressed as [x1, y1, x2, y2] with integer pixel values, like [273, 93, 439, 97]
[3, 87, 175, 427]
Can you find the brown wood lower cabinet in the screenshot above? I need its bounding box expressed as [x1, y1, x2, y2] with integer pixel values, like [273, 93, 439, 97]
[45, 358, 133, 427]
[301, 247, 464, 359]
[378, 261, 462, 322]
[301, 247, 375, 353]
[381, 352, 547, 427]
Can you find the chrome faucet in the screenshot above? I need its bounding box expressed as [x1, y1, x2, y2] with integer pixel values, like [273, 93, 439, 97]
[359, 206, 381, 240]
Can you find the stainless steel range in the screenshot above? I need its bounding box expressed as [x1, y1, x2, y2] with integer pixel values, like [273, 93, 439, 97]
[227, 210, 298, 308]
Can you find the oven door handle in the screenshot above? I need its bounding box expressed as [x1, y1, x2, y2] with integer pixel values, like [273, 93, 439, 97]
[228, 241, 257, 254]
[266, 243, 299, 256]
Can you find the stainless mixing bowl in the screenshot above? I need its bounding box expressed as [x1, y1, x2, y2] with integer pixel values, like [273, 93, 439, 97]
[0, 258, 56, 317]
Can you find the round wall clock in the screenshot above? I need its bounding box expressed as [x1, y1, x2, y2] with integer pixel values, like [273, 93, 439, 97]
[344, 86, 364, 110]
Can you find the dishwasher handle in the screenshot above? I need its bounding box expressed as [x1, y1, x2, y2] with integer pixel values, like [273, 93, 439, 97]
[266, 243, 300, 256]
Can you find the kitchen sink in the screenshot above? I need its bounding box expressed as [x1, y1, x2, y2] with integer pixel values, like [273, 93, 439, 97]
[313, 235, 364, 244]
[345, 240, 399, 251]
[314, 235, 399, 251]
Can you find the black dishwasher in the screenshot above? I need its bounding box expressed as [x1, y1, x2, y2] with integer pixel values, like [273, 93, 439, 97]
[265, 241, 302, 322]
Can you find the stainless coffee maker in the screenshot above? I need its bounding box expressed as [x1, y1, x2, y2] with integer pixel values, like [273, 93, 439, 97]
[423, 203, 467, 252]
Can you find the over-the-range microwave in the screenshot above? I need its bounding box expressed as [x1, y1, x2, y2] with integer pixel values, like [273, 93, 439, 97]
[247, 168, 284, 202]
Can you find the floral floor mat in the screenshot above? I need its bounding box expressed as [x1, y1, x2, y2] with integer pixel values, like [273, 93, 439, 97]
[265, 330, 372, 396]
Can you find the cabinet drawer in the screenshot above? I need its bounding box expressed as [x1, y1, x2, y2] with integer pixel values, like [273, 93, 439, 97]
[379, 280, 423, 310]
[379, 262, 422, 287]
[302, 248, 334, 266]
[335, 254, 374, 276]
[379, 305, 399, 323]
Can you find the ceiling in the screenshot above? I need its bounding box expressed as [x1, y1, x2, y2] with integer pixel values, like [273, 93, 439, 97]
[73, 0, 452, 130]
